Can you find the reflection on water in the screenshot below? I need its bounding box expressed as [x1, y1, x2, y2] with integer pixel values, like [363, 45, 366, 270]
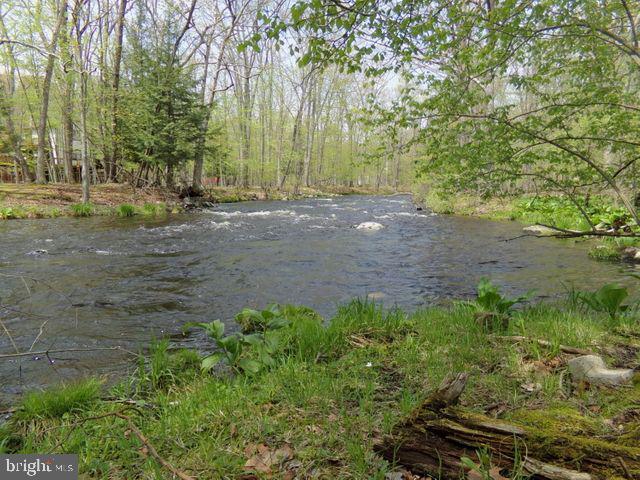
[0, 194, 635, 402]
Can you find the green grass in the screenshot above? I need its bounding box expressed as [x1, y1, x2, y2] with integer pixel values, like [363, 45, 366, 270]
[16, 379, 102, 421]
[2, 299, 639, 478]
[0, 206, 21, 219]
[141, 202, 167, 216]
[115, 203, 136, 217]
[589, 242, 623, 261]
[0, 205, 65, 219]
[70, 202, 94, 217]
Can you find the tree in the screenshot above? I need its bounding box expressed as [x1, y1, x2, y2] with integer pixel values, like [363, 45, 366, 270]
[35, 0, 68, 183]
[272, 0, 640, 230]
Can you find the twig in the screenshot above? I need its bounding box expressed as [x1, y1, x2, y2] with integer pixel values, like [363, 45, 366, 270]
[115, 413, 195, 480]
[499, 335, 594, 355]
[0, 346, 137, 360]
[0, 317, 20, 354]
[29, 320, 48, 352]
[617, 456, 633, 480]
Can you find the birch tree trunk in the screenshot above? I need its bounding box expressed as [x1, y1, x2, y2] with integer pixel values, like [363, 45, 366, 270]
[36, 0, 68, 184]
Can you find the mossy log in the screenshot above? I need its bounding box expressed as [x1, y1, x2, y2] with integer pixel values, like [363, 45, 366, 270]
[376, 373, 640, 480]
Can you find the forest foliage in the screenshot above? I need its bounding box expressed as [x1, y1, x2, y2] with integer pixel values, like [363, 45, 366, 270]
[0, 0, 413, 203]
[1, 0, 640, 235]
[271, 0, 640, 231]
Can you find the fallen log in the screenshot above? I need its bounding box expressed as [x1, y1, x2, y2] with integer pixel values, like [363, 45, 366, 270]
[375, 373, 640, 479]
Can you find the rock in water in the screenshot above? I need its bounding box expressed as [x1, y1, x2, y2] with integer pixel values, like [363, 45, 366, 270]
[568, 355, 635, 387]
[622, 246, 640, 262]
[355, 222, 383, 230]
[367, 292, 386, 300]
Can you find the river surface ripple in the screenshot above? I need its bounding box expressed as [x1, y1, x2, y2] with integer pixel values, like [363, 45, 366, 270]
[0, 194, 635, 402]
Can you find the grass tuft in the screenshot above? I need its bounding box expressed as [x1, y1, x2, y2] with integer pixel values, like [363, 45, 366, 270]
[115, 203, 136, 217]
[70, 202, 94, 217]
[16, 378, 102, 421]
[142, 202, 167, 216]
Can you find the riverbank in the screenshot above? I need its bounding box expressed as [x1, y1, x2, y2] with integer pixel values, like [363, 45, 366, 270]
[2, 290, 639, 478]
[419, 189, 640, 262]
[0, 183, 394, 220]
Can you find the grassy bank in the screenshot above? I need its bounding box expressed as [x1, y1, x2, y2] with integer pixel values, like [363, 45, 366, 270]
[419, 189, 640, 261]
[0, 183, 394, 220]
[0, 183, 180, 219]
[2, 288, 639, 479]
[202, 185, 395, 204]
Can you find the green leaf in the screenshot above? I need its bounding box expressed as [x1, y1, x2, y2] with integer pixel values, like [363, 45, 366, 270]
[238, 358, 262, 374]
[209, 320, 225, 339]
[201, 353, 223, 371]
[218, 336, 241, 356]
[267, 317, 290, 329]
[242, 333, 264, 346]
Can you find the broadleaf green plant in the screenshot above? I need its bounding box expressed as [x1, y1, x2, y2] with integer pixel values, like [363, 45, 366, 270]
[185, 311, 289, 374]
[577, 284, 629, 320]
[472, 278, 532, 332]
[475, 278, 531, 316]
[235, 304, 290, 333]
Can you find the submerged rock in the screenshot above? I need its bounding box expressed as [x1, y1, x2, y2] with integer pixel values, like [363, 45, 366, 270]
[568, 355, 635, 387]
[621, 247, 640, 262]
[367, 291, 386, 300]
[522, 225, 557, 236]
[355, 222, 384, 230]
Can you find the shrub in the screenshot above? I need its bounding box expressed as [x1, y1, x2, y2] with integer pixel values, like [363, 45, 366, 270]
[116, 203, 136, 217]
[17, 379, 101, 421]
[70, 203, 93, 217]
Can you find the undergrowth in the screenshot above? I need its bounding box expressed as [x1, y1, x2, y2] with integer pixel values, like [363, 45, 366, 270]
[2, 292, 639, 479]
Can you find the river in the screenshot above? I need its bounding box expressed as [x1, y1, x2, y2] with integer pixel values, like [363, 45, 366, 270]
[0, 194, 635, 404]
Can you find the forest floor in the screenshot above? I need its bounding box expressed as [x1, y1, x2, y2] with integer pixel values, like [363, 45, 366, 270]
[2, 297, 639, 479]
[0, 183, 394, 220]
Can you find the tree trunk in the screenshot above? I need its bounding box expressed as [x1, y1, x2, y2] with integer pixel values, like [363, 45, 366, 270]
[303, 82, 317, 188]
[375, 373, 640, 480]
[108, 0, 127, 182]
[0, 12, 34, 182]
[74, 2, 90, 203]
[36, 0, 68, 183]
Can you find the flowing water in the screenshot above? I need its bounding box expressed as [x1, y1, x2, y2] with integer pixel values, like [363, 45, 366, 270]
[0, 194, 636, 404]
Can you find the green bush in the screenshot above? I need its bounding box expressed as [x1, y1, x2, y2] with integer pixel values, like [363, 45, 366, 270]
[17, 379, 102, 421]
[70, 203, 94, 217]
[513, 196, 631, 232]
[116, 203, 136, 217]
